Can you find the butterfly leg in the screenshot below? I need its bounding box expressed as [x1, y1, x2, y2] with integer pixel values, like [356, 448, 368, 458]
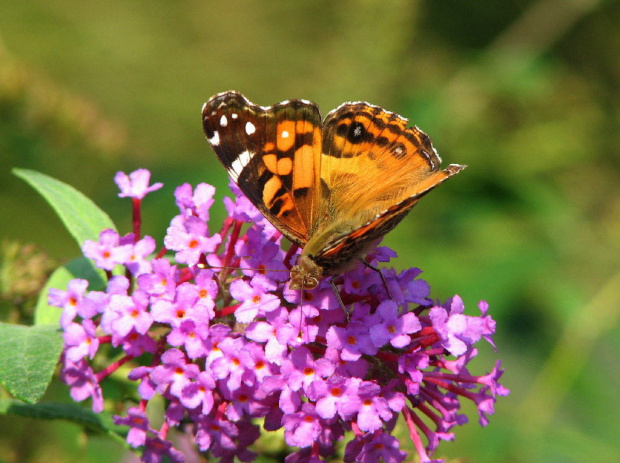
[360, 259, 393, 300]
[329, 276, 351, 319]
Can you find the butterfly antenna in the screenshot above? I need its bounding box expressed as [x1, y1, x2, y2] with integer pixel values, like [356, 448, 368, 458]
[299, 288, 306, 342]
[199, 263, 288, 304]
[198, 263, 289, 274]
[359, 259, 393, 300]
[292, 287, 311, 345]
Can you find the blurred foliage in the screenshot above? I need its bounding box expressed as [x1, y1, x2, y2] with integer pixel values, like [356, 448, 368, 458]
[0, 240, 56, 324]
[0, 0, 618, 462]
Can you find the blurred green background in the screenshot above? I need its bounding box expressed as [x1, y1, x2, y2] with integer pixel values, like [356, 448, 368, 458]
[1, 1, 619, 462]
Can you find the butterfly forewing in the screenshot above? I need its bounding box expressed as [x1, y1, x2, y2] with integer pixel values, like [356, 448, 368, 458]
[202, 91, 323, 246]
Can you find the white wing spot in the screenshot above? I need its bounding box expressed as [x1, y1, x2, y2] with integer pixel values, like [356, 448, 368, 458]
[230, 150, 254, 182]
[281, 130, 289, 138]
[220, 115, 228, 127]
[231, 113, 238, 119]
[421, 149, 437, 169]
[245, 121, 256, 135]
[208, 131, 220, 146]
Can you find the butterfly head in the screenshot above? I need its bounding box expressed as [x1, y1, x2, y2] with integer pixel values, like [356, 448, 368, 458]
[289, 254, 323, 290]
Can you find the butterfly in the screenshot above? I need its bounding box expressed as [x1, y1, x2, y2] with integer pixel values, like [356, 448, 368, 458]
[202, 91, 465, 291]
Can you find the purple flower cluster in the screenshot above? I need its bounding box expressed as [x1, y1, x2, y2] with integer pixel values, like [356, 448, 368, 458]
[48, 169, 508, 463]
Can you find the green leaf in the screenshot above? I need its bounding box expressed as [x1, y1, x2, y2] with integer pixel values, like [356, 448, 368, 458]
[13, 168, 116, 248]
[0, 399, 128, 445]
[35, 257, 106, 326]
[0, 399, 103, 431]
[13, 169, 113, 326]
[0, 323, 63, 403]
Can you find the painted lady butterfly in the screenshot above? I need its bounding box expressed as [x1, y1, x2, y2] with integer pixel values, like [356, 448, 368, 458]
[202, 91, 465, 291]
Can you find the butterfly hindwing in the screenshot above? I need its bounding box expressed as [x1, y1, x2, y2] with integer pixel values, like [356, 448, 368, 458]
[316, 163, 465, 268]
[202, 91, 323, 246]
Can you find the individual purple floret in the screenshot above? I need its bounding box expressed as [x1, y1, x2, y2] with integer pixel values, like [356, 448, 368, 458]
[115, 169, 163, 200]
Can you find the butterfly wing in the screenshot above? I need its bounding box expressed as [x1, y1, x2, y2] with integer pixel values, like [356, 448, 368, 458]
[315, 164, 465, 270]
[202, 91, 323, 246]
[320, 102, 464, 224]
[308, 102, 465, 269]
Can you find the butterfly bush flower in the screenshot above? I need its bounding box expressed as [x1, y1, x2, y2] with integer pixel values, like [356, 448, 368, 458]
[48, 170, 509, 463]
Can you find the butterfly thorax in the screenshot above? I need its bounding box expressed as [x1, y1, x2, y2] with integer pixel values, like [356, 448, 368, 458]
[289, 223, 383, 290]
